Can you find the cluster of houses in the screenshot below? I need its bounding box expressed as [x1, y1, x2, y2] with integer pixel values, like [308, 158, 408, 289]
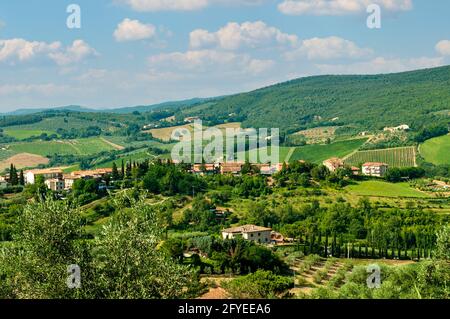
[323, 157, 389, 178]
[1, 156, 390, 192]
[22, 168, 113, 191]
[190, 162, 285, 176]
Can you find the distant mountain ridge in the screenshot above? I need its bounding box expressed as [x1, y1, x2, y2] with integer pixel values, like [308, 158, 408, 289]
[1, 98, 213, 116]
[2, 66, 450, 134]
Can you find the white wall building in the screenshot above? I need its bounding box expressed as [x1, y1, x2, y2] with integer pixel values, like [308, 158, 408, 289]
[25, 168, 63, 185]
[222, 225, 272, 244]
[45, 179, 65, 192]
[362, 162, 389, 177]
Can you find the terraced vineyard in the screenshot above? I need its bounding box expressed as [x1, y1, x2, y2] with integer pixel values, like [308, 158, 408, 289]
[344, 146, 417, 168]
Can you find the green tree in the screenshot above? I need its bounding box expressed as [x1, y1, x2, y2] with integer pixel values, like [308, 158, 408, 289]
[223, 270, 293, 299]
[111, 162, 120, 181]
[9, 164, 18, 186]
[92, 193, 200, 299]
[434, 225, 450, 260]
[0, 198, 93, 299]
[19, 169, 25, 186]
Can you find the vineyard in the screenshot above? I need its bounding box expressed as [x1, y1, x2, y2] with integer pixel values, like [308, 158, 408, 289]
[344, 146, 417, 168]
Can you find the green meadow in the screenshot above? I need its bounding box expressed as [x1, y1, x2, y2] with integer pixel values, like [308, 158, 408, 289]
[3, 129, 57, 140]
[290, 138, 367, 164]
[7, 137, 116, 157]
[346, 180, 429, 198]
[420, 134, 450, 165]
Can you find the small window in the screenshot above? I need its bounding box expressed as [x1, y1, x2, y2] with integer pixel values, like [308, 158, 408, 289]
[251, 234, 254, 237]
[258, 232, 261, 236]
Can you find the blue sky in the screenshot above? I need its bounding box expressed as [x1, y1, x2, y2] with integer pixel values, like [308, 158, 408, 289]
[0, 0, 449, 111]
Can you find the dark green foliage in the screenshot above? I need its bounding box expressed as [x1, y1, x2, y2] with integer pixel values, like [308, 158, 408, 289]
[223, 270, 293, 299]
[181, 66, 450, 133]
[413, 124, 449, 143]
[142, 161, 206, 196]
[385, 167, 426, 182]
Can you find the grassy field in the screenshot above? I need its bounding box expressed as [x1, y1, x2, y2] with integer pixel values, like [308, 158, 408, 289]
[7, 137, 116, 157]
[346, 180, 429, 198]
[344, 146, 417, 168]
[3, 129, 57, 140]
[420, 134, 450, 165]
[290, 138, 367, 164]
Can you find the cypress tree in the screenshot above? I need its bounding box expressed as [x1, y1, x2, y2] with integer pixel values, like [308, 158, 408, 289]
[112, 162, 119, 180]
[126, 162, 132, 178]
[331, 232, 336, 257]
[19, 170, 25, 186]
[121, 159, 125, 178]
[10, 164, 18, 186]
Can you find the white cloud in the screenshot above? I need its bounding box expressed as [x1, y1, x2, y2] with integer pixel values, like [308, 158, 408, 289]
[315, 56, 444, 74]
[285, 36, 372, 60]
[114, 18, 156, 42]
[118, 0, 268, 11]
[148, 49, 274, 75]
[190, 21, 298, 50]
[48, 40, 98, 66]
[0, 38, 61, 62]
[0, 38, 97, 66]
[435, 40, 450, 56]
[278, 0, 413, 16]
[118, 0, 209, 11]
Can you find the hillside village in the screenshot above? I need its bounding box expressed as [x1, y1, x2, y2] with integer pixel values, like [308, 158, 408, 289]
[0, 157, 394, 192]
[0, 68, 449, 301]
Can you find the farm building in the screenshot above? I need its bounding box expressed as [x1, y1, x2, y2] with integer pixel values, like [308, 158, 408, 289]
[220, 162, 244, 175]
[383, 124, 410, 132]
[191, 164, 219, 175]
[69, 168, 113, 179]
[45, 178, 65, 192]
[222, 225, 272, 244]
[25, 168, 63, 185]
[63, 168, 113, 190]
[323, 157, 344, 172]
[350, 166, 361, 176]
[362, 162, 389, 177]
[256, 163, 284, 175]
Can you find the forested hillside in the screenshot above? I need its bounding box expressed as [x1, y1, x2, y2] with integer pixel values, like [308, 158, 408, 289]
[180, 66, 450, 133]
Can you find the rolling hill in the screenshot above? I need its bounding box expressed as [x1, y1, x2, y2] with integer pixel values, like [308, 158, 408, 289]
[179, 65, 450, 133]
[420, 134, 450, 165]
